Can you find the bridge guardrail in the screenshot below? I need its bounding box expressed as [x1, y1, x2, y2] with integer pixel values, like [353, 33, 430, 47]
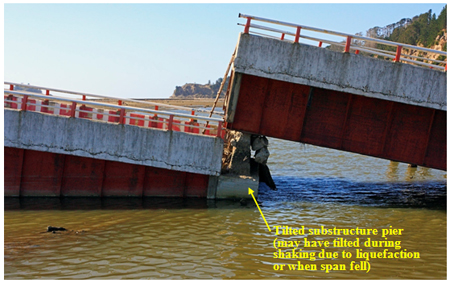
[238, 13, 447, 71]
[5, 82, 224, 116]
[4, 84, 226, 139]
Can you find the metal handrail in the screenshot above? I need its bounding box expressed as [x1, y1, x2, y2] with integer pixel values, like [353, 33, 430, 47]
[355, 44, 447, 64]
[239, 13, 447, 56]
[4, 82, 224, 116]
[4, 90, 224, 123]
[239, 23, 446, 71]
[238, 14, 447, 70]
[239, 22, 446, 62]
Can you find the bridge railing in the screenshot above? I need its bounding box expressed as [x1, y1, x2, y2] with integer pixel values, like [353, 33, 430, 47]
[238, 14, 447, 71]
[4, 83, 226, 139]
[4, 82, 224, 116]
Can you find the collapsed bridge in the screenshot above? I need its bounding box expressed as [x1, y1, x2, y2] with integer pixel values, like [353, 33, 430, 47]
[4, 14, 447, 199]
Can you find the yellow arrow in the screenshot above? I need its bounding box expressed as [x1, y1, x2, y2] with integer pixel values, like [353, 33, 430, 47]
[248, 188, 271, 232]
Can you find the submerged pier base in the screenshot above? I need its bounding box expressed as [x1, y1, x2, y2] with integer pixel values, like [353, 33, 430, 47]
[215, 173, 259, 199]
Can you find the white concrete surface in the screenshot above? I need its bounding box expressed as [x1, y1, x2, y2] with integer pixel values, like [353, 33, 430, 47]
[233, 33, 446, 111]
[215, 174, 259, 199]
[5, 110, 223, 176]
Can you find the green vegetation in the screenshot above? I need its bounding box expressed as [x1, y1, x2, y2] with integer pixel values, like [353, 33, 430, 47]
[386, 6, 446, 47]
[327, 6, 447, 64]
[328, 6, 447, 52]
[368, 5, 447, 55]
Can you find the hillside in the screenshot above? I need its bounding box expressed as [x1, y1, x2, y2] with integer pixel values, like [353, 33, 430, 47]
[329, 6, 447, 65]
[171, 77, 229, 99]
[386, 6, 446, 48]
[381, 6, 447, 64]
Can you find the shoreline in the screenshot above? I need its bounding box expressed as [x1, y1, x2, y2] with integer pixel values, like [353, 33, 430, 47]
[94, 98, 224, 109]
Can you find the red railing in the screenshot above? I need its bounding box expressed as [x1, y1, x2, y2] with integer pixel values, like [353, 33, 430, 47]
[239, 14, 447, 71]
[4, 83, 226, 139]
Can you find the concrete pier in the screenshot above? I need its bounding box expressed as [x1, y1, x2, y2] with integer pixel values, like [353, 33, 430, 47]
[215, 131, 259, 199]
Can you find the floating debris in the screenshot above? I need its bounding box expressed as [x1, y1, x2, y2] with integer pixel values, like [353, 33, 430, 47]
[47, 226, 67, 233]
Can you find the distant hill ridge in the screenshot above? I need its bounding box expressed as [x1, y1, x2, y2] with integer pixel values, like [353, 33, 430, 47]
[171, 77, 229, 99]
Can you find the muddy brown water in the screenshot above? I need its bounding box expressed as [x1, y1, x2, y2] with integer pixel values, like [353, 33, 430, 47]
[4, 138, 446, 279]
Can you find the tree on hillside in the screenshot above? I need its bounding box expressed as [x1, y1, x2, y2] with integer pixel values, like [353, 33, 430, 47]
[386, 5, 447, 47]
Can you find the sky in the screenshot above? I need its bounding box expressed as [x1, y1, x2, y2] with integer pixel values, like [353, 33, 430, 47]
[4, 2, 447, 99]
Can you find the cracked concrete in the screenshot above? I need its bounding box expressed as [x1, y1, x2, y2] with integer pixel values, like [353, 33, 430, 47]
[5, 110, 223, 176]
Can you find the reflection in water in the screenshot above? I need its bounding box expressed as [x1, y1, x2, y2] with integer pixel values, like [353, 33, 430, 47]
[405, 164, 417, 181]
[386, 161, 439, 182]
[4, 139, 446, 279]
[386, 161, 400, 180]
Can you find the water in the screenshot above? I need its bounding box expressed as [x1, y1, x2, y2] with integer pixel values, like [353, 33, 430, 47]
[4, 138, 446, 279]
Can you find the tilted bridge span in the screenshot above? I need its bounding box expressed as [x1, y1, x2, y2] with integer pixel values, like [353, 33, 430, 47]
[225, 14, 446, 172]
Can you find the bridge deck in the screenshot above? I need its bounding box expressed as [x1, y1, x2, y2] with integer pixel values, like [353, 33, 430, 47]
[226, 32, 446, 171]
[4, 84, 225, 197]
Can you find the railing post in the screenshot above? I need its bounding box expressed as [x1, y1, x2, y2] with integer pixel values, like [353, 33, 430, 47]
[168, 114, 174, 131]
[118, 108, 125, 124]
[318, 41, 323, 47]
[294, 26, 301, 43]
[82, 95, 86, 101]
[216, 121, 223, 138]
[280, 33, 285, 40]
[118, 100, 122, 106]
[41, 99, 50, 113]
[154, 105, 159, 119]
[394, 45, 402, 62]
[190, 110, 195, 122]
[70, 101, 77, 118]
[355, 50, 360, 55]
[9, 84, 13, 90]
[46, 90, 50, 96]
[21, 95, 28, 111]
[344, 36, 352, 53]
[244, 17, 251, 33]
